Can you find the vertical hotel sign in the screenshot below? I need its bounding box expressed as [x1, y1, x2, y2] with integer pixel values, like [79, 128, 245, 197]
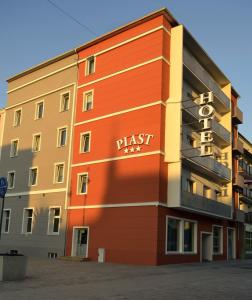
[199, 91, 214, 156]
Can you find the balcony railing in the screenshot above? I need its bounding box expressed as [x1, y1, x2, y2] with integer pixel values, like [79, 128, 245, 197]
[245, 212, 252, 224]
[181, 191, 232, 218]
[182, 147, 231, 183]
[239, 160, 252, 180]
[182, 99, 231, 147]
[232, 106, 243, 125]
[239, 188, 252, 205]
[235, 209, 245, 223]
[233, 139, 244, 155]
[183, 48, 230, 113]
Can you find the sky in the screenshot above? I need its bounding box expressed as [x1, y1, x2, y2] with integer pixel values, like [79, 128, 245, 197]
[0, 0, 251, 139]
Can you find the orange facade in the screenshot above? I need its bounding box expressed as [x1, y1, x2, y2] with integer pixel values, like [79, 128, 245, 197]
[66, 11, 242, 265]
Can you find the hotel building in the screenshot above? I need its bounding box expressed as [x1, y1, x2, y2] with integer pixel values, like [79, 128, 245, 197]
[0, 8, 245, 264]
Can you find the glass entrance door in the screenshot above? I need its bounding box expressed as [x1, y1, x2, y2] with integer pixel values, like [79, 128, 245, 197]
[75, 228, 88, 257]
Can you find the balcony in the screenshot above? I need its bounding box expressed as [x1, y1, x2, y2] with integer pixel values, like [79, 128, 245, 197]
[182, 99, 231, 147]
[232, 106, 243, 125]
[239, 188, 252, 205]
[235, 209, 245, 223]
[239, 160, 252, 180]
[182, 147, 231, 183]
[183, 49, 230, 113]
[233, 174, 244, 189]
[181, 191, 232, 219]
[245, 212, 252, 224]
[233, 139, 244, 156]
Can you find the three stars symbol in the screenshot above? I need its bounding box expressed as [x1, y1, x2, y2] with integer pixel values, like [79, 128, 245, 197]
[124, 145, 141, 154]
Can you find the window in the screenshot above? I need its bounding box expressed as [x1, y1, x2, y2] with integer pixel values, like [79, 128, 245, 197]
[57, 127, 67, 147]
[183, 221, 195, 252]
[22, 208, 33, 234]
[54, 163, 64, 183]
[48, 207, 61, 234]
[83, 91, 93, 111]
[203, 185, 211, 198]
[80, 132, 90, 153]
[77, 173, 88, 194]
[13, 109, 22, 127]
[167, 218, 180, 252]
[29, 168, 38, 186]
[10, 139, 19, 157]
[60, 92, 70, 112]
[213, 226, 223, 254]
[245, 231, 252, 253]
[187, 179, 195, 193]
[7, 171, 15, 189]
[2, 209, 11, 233]
[166, 217, 197, 254]
[35, 101, 44, 119]
[86, 56, 95, 75]
[32, 134, 41, 152]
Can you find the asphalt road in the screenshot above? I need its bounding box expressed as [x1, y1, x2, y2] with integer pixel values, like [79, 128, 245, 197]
[1, 258, 252, 300]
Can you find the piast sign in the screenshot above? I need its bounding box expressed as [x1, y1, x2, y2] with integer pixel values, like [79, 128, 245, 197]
[116, 134, 154, 154]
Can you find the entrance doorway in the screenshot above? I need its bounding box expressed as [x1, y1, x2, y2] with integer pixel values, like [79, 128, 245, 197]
[201, 232, 213, 262]
[227, 228, 235, 260]
[71, 227, 89, 257]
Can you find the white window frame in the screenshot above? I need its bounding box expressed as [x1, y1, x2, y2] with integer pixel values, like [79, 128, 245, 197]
[21, 208, 34, 234]
[212, 225, 223, 255]
[10, 138, 19, 157]
[28, 167, 38, 186]
[2, 209, 11, 234]
[53, 162, 65, 184]
[79, 131, 91, 153]
[82, 89, 94, 111]
[165, 216, 197, 255]
[32, 133, 41, 152]
[35, 100, 44, 120]
[77, 172, 88, 195]
[7, 171, 16, 190]
[60, 91, 70, 112]
[57, 126, 68, 147]
[47, 206, 61, 235]
[13, 108, 22, 127]
[85, 56, 96, 75]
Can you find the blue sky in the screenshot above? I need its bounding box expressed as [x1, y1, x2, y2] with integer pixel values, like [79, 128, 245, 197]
[0, 0, 251, 139]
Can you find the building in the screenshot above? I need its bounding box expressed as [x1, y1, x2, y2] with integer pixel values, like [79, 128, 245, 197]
[0, 52, 78, 256]
[65, 8, 243, 264]
[0, 8, 245, 264]
[238, 133, 252, 258]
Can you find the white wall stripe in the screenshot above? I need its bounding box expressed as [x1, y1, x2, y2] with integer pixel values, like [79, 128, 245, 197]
[77, 56, 170, 89]
[68, 201, 161, 209]
[6, 188, 66, 197]
[72, 150, 165, 168]
[6, 83, 76, 110]
[74, 100, 166, 126]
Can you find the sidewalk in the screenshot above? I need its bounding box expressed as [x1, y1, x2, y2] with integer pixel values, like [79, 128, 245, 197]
[0, 258, 252, 299]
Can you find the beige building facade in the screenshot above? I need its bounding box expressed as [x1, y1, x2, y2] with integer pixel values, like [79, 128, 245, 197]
[0, 52, 78, 256]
